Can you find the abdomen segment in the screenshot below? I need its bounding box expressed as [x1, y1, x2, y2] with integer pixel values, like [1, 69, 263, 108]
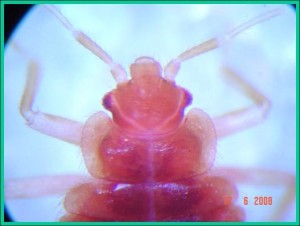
[61, 175, 245, 221]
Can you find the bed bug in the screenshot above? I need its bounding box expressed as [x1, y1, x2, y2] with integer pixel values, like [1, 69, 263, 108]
[4, 3, 296, 222]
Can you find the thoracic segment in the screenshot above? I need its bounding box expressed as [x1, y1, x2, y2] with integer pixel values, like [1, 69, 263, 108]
[98, 124, 203, 183]
[81, 107, 217, 183]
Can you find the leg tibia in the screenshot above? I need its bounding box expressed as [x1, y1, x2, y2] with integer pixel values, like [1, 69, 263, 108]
[15, 43, 83, 145]
[213, 66, 270, 138]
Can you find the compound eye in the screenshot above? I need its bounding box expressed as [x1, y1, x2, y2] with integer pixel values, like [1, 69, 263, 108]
[102, 93, 113, 110]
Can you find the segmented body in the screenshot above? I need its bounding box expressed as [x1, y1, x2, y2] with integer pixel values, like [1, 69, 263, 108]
[4, 5, 296, 222]
[60, 59, 244, 221]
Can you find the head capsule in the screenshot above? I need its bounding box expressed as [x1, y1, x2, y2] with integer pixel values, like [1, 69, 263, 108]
[103, 57, 192, 136]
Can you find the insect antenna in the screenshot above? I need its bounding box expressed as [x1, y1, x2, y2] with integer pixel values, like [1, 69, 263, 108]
[164, 7, 284, 80]
[44, 5, 128, 84]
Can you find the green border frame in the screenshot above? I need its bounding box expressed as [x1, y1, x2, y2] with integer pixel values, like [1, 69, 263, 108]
[1, 1, 298, 225]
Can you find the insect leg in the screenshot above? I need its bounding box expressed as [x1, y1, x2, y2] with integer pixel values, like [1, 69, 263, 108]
[13, 43, 83, 146]
[211, 167, 295, 221]
[212, 66, 270, 139]
[164, 7, 283, 80]
[45, 5, 127, 84]
[5, 175, 90, 199]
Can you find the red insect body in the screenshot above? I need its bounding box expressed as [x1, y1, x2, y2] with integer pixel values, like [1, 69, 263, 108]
[5, 6, 295, 222]
[60, 58, 245, 221]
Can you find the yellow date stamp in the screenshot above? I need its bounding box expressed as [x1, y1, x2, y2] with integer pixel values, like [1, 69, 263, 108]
[224, 196, 273, 206]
